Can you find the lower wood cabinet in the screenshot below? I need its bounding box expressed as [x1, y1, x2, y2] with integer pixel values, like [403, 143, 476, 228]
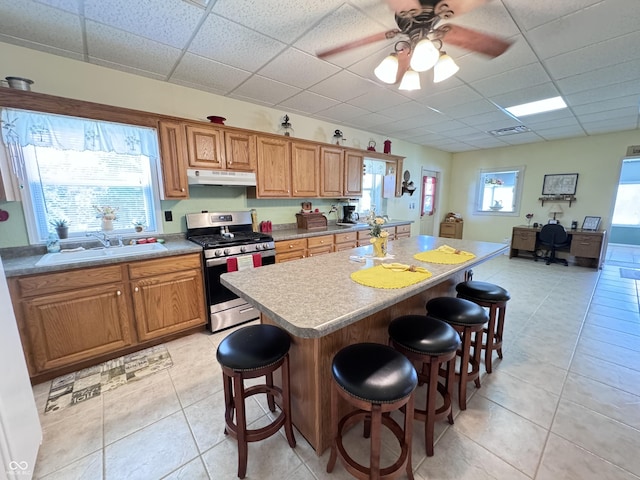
[440, 222, 463, 239]
[334, 231, 358, 251]
[8, 253, 206, 380]
[307, 234, 333, 257]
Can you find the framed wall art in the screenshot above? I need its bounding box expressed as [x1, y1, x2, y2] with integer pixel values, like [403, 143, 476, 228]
[582, 216, 601, 231]
[542, 173, 579, 196]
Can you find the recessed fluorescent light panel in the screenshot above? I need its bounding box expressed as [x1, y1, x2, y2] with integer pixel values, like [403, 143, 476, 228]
[505, 96, 567, 117]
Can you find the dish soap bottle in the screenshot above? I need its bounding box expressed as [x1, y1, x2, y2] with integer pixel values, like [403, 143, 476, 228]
[46, 233, 61, 253]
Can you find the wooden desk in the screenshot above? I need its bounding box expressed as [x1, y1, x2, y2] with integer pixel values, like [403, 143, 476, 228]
[509, 225, 606, 269]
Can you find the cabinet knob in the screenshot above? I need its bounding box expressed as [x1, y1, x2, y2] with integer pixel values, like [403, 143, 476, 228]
[116, 290, 121, 296]
[289, 244, 294, 249]
[181, 188, 185, 192]
[134, 287, 139, 292]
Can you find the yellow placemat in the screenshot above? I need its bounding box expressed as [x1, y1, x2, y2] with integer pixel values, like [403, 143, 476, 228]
[413, 244, 476, 264]
[350, 263, 432, 289]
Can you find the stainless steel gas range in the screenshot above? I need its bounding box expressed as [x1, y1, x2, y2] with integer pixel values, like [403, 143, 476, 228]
[186, 211, 275, 332]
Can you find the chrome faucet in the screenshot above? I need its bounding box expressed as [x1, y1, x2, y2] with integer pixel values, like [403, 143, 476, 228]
[86, 231, 111, 247]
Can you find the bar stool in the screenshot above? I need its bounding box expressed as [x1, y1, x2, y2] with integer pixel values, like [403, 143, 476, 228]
[456, 281, 511, 374]
[426, 297, 488, 410]
[327, 343, 418, 480]
[388, 315, 461, 456]
[216, 324, 296, 479]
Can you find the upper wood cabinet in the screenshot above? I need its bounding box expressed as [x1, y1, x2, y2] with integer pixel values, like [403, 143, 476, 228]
[291, 141, 319, 197]
[224, 130, 256, 171]
[344, 151, 364, 197]
[157, 121, 189, 200]
[185, 124, 225, 169]
[320, 146, 344, 197]
[256, 136, 291, 197]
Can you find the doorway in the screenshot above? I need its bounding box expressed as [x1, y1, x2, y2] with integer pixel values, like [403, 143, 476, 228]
[610, 157, 640, 246]
[420, 169, 440, 236]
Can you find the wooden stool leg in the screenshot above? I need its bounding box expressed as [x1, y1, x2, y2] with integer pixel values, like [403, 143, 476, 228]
[281, 354, 296, 447]
[425, 358, 438, 457]
[472, 329, 482, 389]
[484, 304, 497, 373]
[445, 357, 455, 424]
[265, 371, 276, 412]
[458, 327, 471, 410]
[496, 305, 506, 359]
[404, 393, 415, 480]
[233, 373, 248, 479]
[222, 372, 233, 435]
[370, 404, 382, 480]
[326, 382, 339, 473]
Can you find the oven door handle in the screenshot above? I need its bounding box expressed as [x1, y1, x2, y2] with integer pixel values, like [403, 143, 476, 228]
[205, 250, 275, 268]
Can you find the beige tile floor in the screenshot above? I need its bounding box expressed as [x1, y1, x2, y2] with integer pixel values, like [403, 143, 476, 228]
[30, 244, 640, 479]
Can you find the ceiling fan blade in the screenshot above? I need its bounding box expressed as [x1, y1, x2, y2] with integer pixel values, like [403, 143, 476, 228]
[436, 24, 512, 57]
[316, 29, 400, 59]
[434, 0, 489, 18]
[394, 48, 411, 84]
[384, 0, 421, 13]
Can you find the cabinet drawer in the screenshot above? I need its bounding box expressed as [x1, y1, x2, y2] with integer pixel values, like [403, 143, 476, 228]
[335, 232, 357, 244]
[275, 238, 306, 253]
[16, 265, 123, 297]
[307, 235, 333, 249]
[128, 254, 201, 279]
[357, 230, 370, 240]
[396, 224, 411, 235]
[512, 230, 536, 250]
[570, 234, 602, 258]
[307, 245, 333, 257]
[440, 223, 457, 235]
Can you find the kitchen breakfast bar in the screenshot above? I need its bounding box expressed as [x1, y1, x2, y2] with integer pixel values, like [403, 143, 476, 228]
[221, 235, 507, 454]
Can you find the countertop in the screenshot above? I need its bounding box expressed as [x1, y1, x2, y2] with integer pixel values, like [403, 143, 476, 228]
[0, 236, 203, 277]
[221, 235, 507, 339]
[269, 219, 413, 242]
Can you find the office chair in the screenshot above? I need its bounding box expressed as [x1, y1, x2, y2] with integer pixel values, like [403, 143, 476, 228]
[536, 223, 570, 266]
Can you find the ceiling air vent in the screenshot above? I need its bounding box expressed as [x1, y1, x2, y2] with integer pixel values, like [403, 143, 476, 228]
[488, 125, 531, 136]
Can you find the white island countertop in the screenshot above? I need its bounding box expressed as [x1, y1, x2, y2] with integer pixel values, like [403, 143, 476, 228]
[221, 235, 507, 338]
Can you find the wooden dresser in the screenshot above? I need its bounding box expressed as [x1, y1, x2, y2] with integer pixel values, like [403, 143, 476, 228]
[509, 225, 606, 269]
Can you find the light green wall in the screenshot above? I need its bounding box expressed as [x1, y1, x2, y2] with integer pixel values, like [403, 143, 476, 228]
[450, 131, 636, 243]
[0, 43, 452, 248]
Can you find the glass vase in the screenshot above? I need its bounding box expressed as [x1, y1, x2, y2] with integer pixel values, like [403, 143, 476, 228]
[372, 237, 388, 258]
[101, 216, 115, 231]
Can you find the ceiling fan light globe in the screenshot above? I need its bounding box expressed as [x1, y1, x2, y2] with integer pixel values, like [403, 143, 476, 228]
[398, 69, 421, 91]
[374, 54, 399, 84]
[433, 53, 459, 83]
[410, 38, 439, 72]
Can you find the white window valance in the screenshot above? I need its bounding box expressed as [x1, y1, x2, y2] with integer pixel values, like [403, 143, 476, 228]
[1, 108, 158, 158]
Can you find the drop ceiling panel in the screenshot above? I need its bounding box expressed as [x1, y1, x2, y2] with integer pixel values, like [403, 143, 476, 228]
[1, 0, 639, 152]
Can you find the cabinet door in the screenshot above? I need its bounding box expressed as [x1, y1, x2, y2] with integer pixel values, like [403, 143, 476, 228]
[344, 151, 363, 197]
[396, 224, 411, 239]
[224, 130, 256, 171]
[291, 142, 319, 197]
[570, 234, 602, 258]
[320, 147, 344, 197]
[185, 124, 225, 169]
[22, 284, 133, 372]
[512, 229, 536, 250]
[307, 235, 333, 256]
[256, 136, 291, 197]
[132, 269, 206, 341]
[157, 121, 189, 199]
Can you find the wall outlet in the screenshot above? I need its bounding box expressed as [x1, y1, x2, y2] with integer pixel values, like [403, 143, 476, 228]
[164, 210, 173, 222]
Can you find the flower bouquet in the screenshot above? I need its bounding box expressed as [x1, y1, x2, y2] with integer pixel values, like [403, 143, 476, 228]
[369, 216, 390, 257]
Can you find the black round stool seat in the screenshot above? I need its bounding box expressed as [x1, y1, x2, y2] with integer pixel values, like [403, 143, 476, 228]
[389, 315, 460, 355]
[332, 343, 418, 403]
[217, 324, 291, 371]
[456, 281, 511, 303]
[388, 315, 461, 457]
[426, 297, 488, 327]
[327, 343, 418, 479]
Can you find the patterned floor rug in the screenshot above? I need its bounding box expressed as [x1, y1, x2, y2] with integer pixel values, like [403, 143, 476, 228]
[620, 268, 640, 280]
[44, 344, 172, 414]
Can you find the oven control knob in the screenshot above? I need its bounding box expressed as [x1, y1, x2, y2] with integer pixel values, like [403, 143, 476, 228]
[255, 244, 262, 251]
[240, 246, 247, 253]
[214, 250, 222, 257]
[262, 243, 270, 250]
[223, 248, 230, 256]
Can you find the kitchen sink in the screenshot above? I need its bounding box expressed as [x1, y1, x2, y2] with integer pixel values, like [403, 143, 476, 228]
[35, 242, 168, 266]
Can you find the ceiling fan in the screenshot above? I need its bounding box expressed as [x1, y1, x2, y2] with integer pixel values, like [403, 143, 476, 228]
[316, 0, 513, 88]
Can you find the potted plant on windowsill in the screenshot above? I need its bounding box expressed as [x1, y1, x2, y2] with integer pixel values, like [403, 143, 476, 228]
[132, 220, 145, 233]
[50, 218, 70, 239]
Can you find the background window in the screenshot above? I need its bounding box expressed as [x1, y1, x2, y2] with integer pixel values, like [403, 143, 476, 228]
[1, 109, 162, 244]
[476, 166, 524, 215]
[421, 174, 436, 216]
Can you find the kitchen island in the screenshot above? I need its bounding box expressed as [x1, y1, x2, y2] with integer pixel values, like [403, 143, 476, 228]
[221, 235, 507, 454]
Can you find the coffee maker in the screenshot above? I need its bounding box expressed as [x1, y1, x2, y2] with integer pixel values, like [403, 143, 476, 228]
[342, 205, 357, 224]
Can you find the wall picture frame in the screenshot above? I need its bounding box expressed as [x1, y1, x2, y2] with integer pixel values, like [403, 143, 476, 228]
[582, 216, 601, 231]
[542, 173, 579, 195]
